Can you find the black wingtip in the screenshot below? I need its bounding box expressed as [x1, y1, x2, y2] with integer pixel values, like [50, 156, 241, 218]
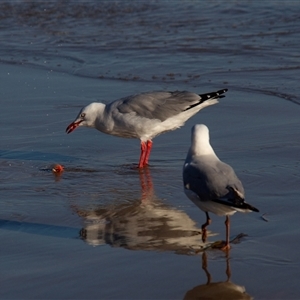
[246, 203, 259, 213]
[184, 89, 228, 111]
[199, 88, 228, 103]
[212, 198, 260, 212]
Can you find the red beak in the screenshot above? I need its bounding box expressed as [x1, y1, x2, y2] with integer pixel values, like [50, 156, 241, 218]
[66, 120, 82, 134]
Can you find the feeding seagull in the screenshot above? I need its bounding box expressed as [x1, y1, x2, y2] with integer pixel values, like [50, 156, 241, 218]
[66, 89, 227, 168]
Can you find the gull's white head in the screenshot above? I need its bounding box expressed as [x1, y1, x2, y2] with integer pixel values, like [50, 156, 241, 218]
[66, 102, 105, 134]
[190, 124, 215, 156]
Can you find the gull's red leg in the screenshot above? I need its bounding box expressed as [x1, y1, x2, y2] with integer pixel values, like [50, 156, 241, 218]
[138, 141, 147, 168]
[143, 140, 153, 166]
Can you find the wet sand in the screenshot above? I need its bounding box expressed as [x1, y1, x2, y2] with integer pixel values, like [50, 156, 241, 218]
[1, 1, 300, 298]
[1, 63, 299, 299]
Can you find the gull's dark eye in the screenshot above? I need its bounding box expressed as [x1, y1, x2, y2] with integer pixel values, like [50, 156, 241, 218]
[80, 113, 86, 118]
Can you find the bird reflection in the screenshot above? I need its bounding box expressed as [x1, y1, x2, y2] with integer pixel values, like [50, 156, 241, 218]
[73, 167, 214, 254]
[184, 251, 252, 300]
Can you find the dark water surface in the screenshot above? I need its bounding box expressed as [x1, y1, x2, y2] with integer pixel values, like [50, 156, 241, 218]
[1, 1, 300, 299]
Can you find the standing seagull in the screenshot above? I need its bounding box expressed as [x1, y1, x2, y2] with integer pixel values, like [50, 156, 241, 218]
[183, 124, 259, 250]
[66, 89, 227, 168]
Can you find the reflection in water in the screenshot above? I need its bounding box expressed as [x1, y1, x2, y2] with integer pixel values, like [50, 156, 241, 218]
[73, 168, 215, 254]
[184, 252, 252, 300]
[0, 168, 216, 254]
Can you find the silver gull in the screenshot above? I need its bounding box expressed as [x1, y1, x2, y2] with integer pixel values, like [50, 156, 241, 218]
[66, 89, 227, 168]
[183, 124, 259, 250]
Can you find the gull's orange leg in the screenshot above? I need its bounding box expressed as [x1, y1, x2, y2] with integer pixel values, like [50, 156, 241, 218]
[221, 216, 231, 251]
[201, 212, 211, 243]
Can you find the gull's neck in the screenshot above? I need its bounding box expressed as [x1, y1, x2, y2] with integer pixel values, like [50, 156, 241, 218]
[190, 133, 217, 157]
[84, 102, 106, 126]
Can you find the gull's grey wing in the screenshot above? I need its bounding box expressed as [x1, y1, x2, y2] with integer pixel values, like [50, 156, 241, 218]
[116, 89, 227, 121]
[183, 159, 244, 201]
[184, 159, 259, 212]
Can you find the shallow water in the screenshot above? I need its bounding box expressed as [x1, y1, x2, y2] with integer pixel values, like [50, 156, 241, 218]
[1, 1, 300, 299]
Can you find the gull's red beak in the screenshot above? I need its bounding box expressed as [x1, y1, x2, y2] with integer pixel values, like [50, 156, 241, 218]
[66, 120, 82, 134]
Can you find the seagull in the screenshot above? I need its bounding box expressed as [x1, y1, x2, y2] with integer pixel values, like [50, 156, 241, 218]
[183, 124, 259, 250]
[66, 89, 228, 168]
